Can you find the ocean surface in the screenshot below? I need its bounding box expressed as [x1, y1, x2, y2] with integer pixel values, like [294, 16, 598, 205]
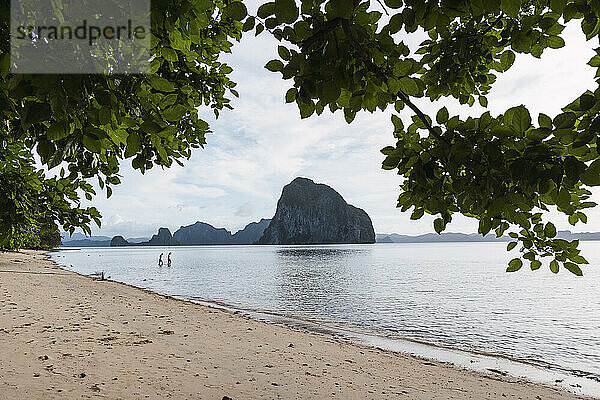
[51, 242, 600, 397]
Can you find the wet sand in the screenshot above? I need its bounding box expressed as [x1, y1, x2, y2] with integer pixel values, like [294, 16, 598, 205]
[0, 250, 590, 399]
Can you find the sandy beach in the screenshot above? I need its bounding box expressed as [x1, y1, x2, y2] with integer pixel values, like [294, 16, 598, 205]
[0, 250, 591, 399]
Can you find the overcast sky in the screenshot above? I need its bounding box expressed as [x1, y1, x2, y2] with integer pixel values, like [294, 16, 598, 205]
[79, 6, 600, 238]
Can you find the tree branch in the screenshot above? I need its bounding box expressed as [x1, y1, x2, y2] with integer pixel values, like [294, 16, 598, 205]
[300, 18, 342, 51]
[340, 19, 448, 144]
[375, 0, 390, 16]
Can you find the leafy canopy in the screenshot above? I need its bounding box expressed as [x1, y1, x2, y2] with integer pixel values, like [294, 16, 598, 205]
[252, 0, 600, 275]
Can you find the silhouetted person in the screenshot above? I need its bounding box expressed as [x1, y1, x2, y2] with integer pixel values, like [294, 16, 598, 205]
[167, 252, 172, 267]
[158, 253, 164, 266]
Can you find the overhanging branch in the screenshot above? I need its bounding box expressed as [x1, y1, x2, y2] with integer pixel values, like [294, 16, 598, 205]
[340, 19, 448, 145]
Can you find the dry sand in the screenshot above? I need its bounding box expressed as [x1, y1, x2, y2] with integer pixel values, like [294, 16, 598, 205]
[0, 250, 590, 399]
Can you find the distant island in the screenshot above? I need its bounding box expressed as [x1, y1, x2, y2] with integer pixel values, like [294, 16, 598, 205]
[375, 233, 511, 243]
[60, 176, 600, 248]
[60, 233, 149, 247]
[107, 219, 272, 247]
[375, 231, 600, 243]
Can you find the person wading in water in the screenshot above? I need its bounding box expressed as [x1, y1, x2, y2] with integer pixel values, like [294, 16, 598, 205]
[167, 252, 172, 267]
[158, 253, 164, 266]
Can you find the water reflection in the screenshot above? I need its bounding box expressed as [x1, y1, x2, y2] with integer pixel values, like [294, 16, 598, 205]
[274, 247, 373, 320]
[276, 246, 367, 260]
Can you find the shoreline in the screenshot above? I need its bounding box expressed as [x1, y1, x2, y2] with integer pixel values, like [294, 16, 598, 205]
[178, 297, 600, 395]
[53, 247, 600, 396]
[0, 250, 594, 399]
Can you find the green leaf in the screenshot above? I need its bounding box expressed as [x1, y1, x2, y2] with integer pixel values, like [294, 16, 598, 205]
[393, 60, 413, 76]
[125, 132, 142, 158]
[161, 47, 178, 62]
[224, 2, 247, 21]
[37, 140, 54, 161]
[538, 113, 552, 129]
[581, 160, 600, 186]
[545, 35, 565, 49]
[550, 260, 559, 274]
[499, 50, 515, 71]
[25, 102, 52, 124]
[46, 120, 70, 141]
[500, 0, 520, 18]
[433, 218, 445, 234]
[265, 60, 284, 72]
[159, 94, 178, 109]
[139, 120, 161, 135]
[298, 100, 315, 119]
[327, 0, 353, 19]
[107, 128, 129, 146]
[242, 16, 255, 32]
[556, 188, 571, 209]
[569, 254, 588, 264]
[507, 241, 517, 251]
[507, 258, 523, 272]
[568, 214, 578, 225]
[530, 260, 542, 270]
[285, 88, 297, 103]
[436, 107, 449, 124]
[98, 107, 111, 125]
[278, 46, 291, 61]
[149, 76, 175, 93]
[82, 135, 102, 153]
[163, 105, 187, 122]
[387, 13, 404, 34]
[384, 0, 403, 8]
[391, 115, 404, 131]
[505, 105, 531, 134]
[588, 55, 600, 67]
[553, 112, 577, 129]
[410, 208, 424, 220]
[274, 0, 298, 24]
[544, 222, 557, 238]
[564, 262, 583, 276]
[479, 96, 488, 107]
[257, 2, 275, 18]
[580, 94, 595, 110]
[397, 77, 419, 96]
[0, 53, 10, 78]
[549, 0, 565, 13]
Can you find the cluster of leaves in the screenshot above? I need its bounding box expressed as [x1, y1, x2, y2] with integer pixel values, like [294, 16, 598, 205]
[256, 0, 600, 274]
[0, 0, 247, 246]
[1, 220, 62, 251]
[0, 139, 97, 247]
[382, 102, 596, 276]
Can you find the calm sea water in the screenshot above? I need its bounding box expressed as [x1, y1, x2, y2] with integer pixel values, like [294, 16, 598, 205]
[52, 242, 600, 396]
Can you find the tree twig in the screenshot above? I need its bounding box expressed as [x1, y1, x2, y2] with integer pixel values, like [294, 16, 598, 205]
[340, 19, 448, 144]
[375, 0, 390, 16]
[300, 17, 342, 51]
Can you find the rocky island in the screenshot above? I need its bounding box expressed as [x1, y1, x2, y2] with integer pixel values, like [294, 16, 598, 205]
[110, 220, 271, 247]
[109, 228, 178, 247]
[257, 177, 375, 244]
[106, 178, 375, 246]
[172, 219, 271, 245]
[173, 222, 234, 245]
